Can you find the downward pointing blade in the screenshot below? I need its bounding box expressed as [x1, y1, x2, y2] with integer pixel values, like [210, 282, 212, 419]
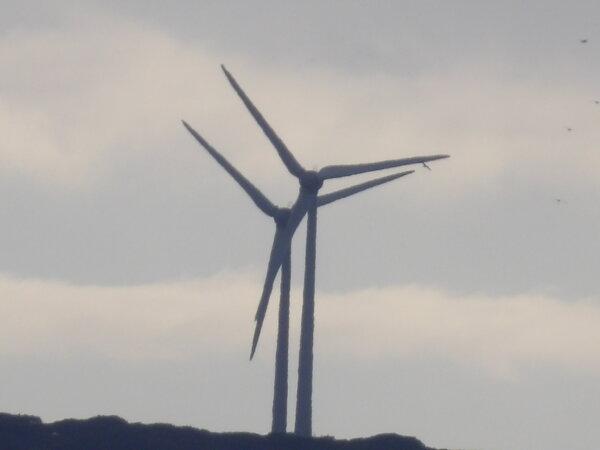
[318, 154, 449, 179]
[250, 196, 309, 359]
[249, 228, 286, 359]
[317, 170, 414, 207]
[182, 120, 279, 218]
[221, 65, 305, 178]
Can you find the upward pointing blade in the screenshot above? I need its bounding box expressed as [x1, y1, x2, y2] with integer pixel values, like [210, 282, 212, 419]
[221, 65, 305, 178]
[317, 170, 414, 207]
[250, 197, 309, 359]
[182, 120, 279, 218]
[318, 155, 449, 179]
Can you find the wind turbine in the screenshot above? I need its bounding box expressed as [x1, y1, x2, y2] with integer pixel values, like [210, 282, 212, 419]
[220, 66, 449, 436]
[182, 120, 415, 433]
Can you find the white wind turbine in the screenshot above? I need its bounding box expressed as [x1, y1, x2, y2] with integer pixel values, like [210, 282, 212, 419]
[220, 65, 449, 436]
[182, 120, 415, 433]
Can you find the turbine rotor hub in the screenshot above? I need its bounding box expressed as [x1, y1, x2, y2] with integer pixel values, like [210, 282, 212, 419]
[300, 171, 323, 193]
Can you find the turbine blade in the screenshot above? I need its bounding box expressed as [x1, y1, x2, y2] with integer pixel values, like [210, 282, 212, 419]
[182, 120, 279, 217]
[318, 154, 449, 180]
[316, 170, 414, 207]
[250, 229, 286, 359]
[221, 65, 305, 178]
[250, 196, 309, 359]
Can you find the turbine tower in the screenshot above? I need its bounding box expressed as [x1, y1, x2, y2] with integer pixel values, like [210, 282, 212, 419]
[221, 66, 449, 436]
[182, 120, 415, 433]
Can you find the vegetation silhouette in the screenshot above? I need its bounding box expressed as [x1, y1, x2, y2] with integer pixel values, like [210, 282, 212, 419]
[0, 413, 443, 450]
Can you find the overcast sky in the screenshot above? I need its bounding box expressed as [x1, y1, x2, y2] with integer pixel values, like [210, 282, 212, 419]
[1, 2, 600, 449]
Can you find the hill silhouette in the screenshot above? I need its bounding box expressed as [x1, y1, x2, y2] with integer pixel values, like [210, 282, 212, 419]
[0, 413, 444, 450]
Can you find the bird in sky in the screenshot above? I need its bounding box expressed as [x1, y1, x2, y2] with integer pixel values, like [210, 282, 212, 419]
[422, 162, 432, 171]
[580, 39, 588, 43]
[555, 198, 567, 205]
[566, 127, 573, 132]
[594, 100, 599, 105]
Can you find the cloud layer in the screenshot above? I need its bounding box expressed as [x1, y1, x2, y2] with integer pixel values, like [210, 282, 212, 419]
[2, 17, 600, 195]
[2, 272, 598, 379]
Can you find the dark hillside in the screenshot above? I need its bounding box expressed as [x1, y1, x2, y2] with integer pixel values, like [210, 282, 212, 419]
[0, 413, 445, 450]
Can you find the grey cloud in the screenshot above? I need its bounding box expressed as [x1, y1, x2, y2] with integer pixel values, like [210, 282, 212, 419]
[71, 0, 600, 77]
[2, 20, 599, 299]
[3, 167, 599, 299]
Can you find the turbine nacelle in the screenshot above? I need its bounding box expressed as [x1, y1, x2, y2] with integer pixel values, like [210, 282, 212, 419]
[300, 171, 323, 193]
[274, 208, 292, 228]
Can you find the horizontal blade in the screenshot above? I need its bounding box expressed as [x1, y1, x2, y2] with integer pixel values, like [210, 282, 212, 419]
[182, 120, 279, 218]
[250, 195, 309, 359]
[221, 65, 305, 178]
[317, 170, 414, 207]
[318, 154, 449, 180]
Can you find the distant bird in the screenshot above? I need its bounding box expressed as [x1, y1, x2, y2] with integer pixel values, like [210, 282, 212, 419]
[580, 39, 588, 43]
[594, 100, 599, 105]
[555, 198, 567, 204]
[422, 162, 432, 171]
[566, 127, 573, 132]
